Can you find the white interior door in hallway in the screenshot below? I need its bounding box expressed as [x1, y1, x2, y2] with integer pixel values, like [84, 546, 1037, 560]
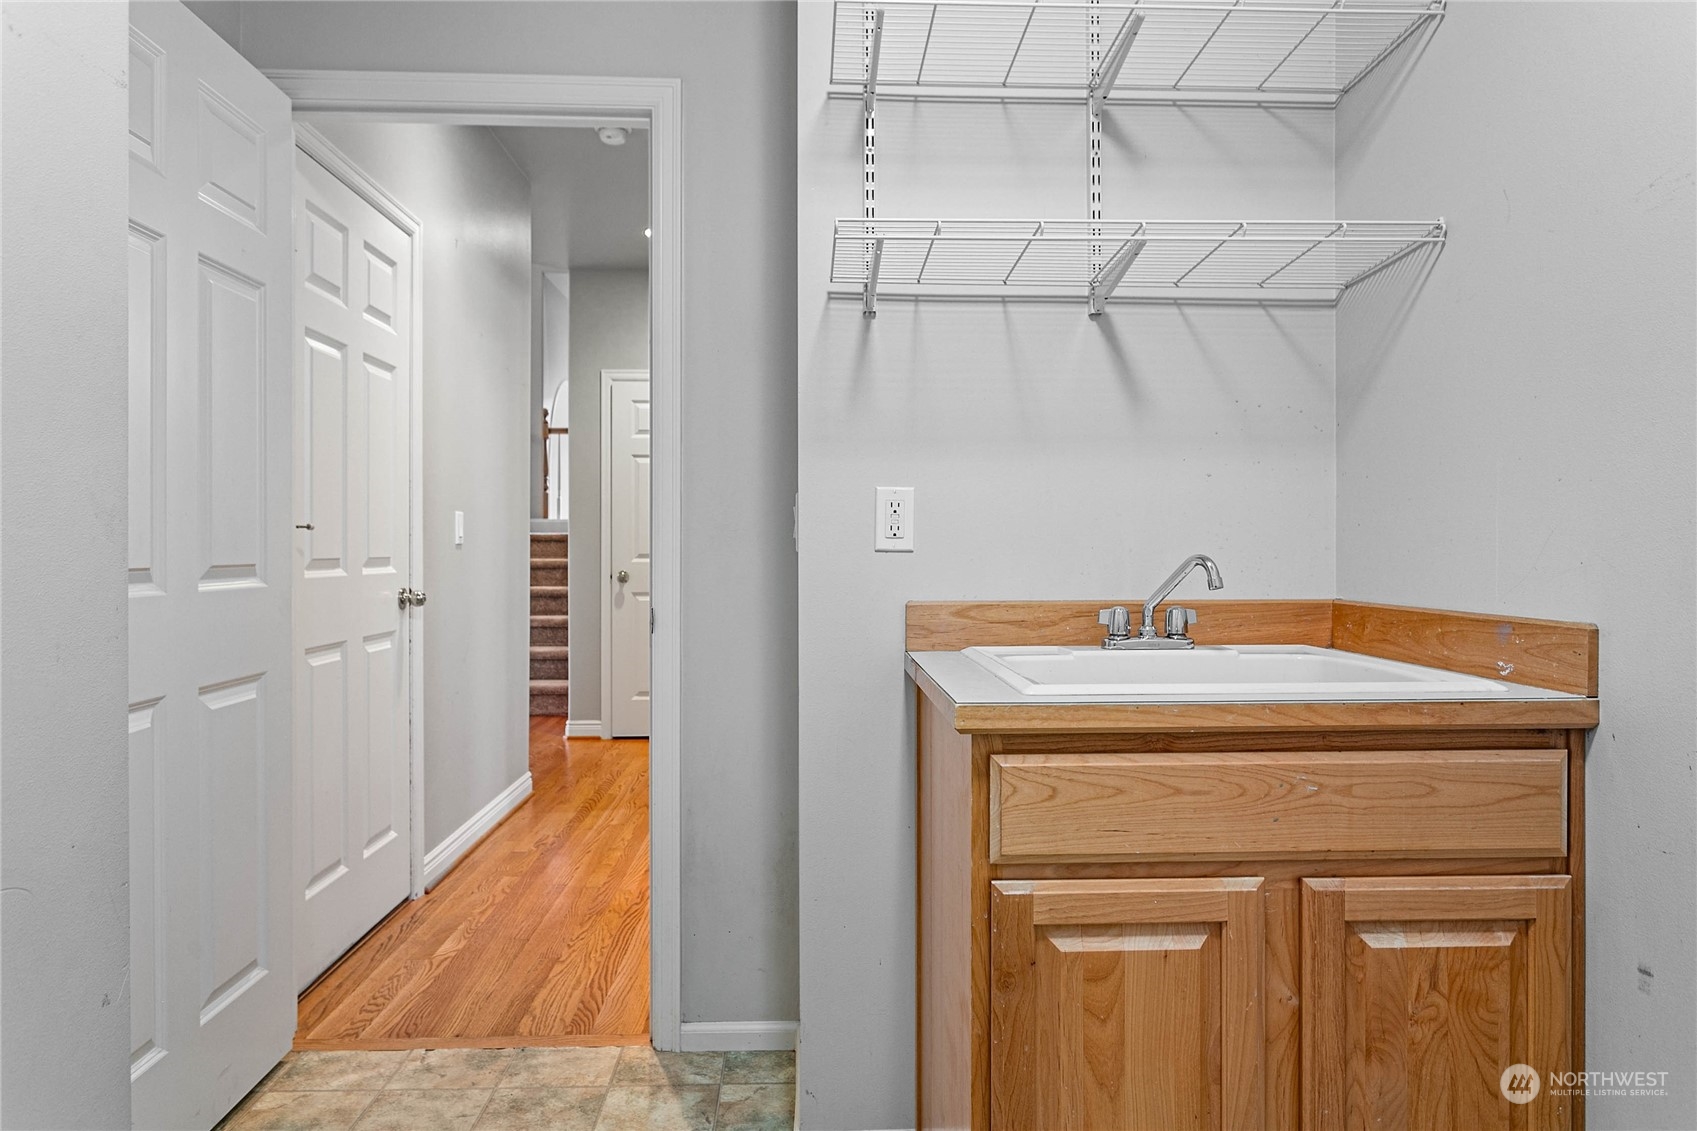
[603, 369, 651, 738]
[127, 3, 296, 1127]
[291, 144, 416, 990]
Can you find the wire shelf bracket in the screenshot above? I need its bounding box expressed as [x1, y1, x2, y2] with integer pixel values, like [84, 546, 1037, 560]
[1089, 236, 1146, 315]
[1089, 11, 1144, 117]
[834, 218, 1446, 314]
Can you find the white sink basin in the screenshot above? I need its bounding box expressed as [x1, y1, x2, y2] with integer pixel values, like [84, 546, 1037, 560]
[960, 644, 1564, 701]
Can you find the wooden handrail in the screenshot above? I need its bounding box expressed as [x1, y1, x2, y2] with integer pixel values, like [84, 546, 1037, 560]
[541, 407, 569, 518]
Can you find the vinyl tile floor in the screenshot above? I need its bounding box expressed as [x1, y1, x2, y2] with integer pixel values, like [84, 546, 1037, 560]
[216, 1047, 795, 1131]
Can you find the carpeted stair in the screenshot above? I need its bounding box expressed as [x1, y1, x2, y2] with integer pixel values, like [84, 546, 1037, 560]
[529, 533, 570, 715]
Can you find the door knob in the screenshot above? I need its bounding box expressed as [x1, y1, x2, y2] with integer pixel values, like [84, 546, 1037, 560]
[398, 588, 427, 608]
[616, 570, 629, 583]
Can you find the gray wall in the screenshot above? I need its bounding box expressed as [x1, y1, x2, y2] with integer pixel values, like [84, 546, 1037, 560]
[795, 3, 1339, 1124]
[0, 3, 133, 1127]
[234, 1, 800, 1030]
[301, 119, 534, 850]
[568, 269, 649, 721]
[530, 266, 548, 520]
[1335, 4, 1697, 1125]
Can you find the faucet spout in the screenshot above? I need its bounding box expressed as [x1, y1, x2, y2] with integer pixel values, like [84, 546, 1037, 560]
[1139, 554, 1225, 638]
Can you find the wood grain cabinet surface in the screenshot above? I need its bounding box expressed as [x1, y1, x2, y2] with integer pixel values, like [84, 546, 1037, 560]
[1301, 875, 1574, 1131]
[991, 878, 1266, 1129]
[911, 600, 1595, 1131]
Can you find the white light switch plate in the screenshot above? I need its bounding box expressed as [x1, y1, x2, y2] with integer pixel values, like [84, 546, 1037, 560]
[454, 510, 465, 546]
[874, 487, 914, 552]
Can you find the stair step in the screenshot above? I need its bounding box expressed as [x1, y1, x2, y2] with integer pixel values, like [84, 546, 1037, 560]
[530, 585, 568, 616]
[530, 559, 568, 584]
[529, 533, 569, 560]
[530, 614, 569, 646]
[528, 678, 570, 717]
[529, 646, 569, 681]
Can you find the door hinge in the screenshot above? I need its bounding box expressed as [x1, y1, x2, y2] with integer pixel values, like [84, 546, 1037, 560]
[650, 608, 655, 633]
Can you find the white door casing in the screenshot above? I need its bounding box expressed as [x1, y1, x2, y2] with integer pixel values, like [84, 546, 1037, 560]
[291, 142, 416, 990]
[602, 370, 651, 739]
[128, 4, 296, 1127]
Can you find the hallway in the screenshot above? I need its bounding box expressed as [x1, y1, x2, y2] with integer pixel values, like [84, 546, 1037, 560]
[296, 720, 650, 1048]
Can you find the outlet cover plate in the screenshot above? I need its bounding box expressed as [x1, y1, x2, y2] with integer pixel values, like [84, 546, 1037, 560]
[875, 486, 914, 552]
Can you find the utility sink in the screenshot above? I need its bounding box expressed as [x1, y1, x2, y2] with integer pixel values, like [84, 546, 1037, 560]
[960, 644, 1570, 701]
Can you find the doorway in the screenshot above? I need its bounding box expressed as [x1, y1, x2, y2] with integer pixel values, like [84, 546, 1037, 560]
[272, 69, 685, 1055]
[287, 111, 655, 1050]
[125, 19, 686, 1120]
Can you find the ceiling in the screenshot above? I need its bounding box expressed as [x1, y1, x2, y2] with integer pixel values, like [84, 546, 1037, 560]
[493, 125, 650, 271]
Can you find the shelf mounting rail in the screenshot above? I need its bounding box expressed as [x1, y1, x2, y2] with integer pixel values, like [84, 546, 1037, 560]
[1087, 0, 1144, 313]
[862, 6, 886, 316]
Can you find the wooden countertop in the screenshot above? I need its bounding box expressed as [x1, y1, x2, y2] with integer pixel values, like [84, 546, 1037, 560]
[906, 599, 1600, 733]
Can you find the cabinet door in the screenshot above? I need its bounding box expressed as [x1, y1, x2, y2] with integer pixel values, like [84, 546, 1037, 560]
[1302, 876, 1572, 1131]
[991, 878, 1265, 1130]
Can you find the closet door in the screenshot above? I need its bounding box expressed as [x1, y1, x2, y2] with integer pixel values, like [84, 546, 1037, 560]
[128, 3, 296, 1126]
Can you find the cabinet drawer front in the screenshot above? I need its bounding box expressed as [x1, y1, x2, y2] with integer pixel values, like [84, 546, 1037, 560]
[991, 750, 1567, 861]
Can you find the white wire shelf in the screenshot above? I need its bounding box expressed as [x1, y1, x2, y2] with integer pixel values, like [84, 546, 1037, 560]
[831, 0, 1446, 104]
[832, 218, 1445, 313]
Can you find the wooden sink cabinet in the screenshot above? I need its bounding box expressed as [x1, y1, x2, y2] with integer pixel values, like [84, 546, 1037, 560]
[910, 600, 1598, 1131]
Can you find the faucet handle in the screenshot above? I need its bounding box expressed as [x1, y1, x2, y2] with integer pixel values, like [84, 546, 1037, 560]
[1164, 606, 1198, 639]
[1098, 605, 1131, 638]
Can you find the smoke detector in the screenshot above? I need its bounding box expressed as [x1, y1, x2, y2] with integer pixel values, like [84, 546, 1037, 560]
[597, 126, 629, 147]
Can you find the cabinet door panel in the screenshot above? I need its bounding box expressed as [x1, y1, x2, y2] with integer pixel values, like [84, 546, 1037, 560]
[991, 878, 1264, 1130]
[1302, 876, 1572, 1131]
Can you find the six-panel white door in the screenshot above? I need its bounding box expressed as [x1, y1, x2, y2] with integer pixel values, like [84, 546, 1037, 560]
[604, 370, 652, 738]
[291, 146, 415, 990]
[128, 3, 296, 1127]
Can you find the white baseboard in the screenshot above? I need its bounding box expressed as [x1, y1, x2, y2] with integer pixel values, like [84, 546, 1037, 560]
[564, 719, 603, 737]
[421, 772, 532, 891]
[678, 1021, 798, 1052]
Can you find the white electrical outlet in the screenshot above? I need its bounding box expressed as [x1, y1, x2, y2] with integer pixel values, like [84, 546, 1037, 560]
[874, 486, 915, 552]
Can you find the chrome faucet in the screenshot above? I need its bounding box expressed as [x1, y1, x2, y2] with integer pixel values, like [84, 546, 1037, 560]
[1097, 553, 1225, 650]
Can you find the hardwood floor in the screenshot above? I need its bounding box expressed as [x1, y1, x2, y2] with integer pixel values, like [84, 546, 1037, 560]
[295, 719, 650, 1050]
